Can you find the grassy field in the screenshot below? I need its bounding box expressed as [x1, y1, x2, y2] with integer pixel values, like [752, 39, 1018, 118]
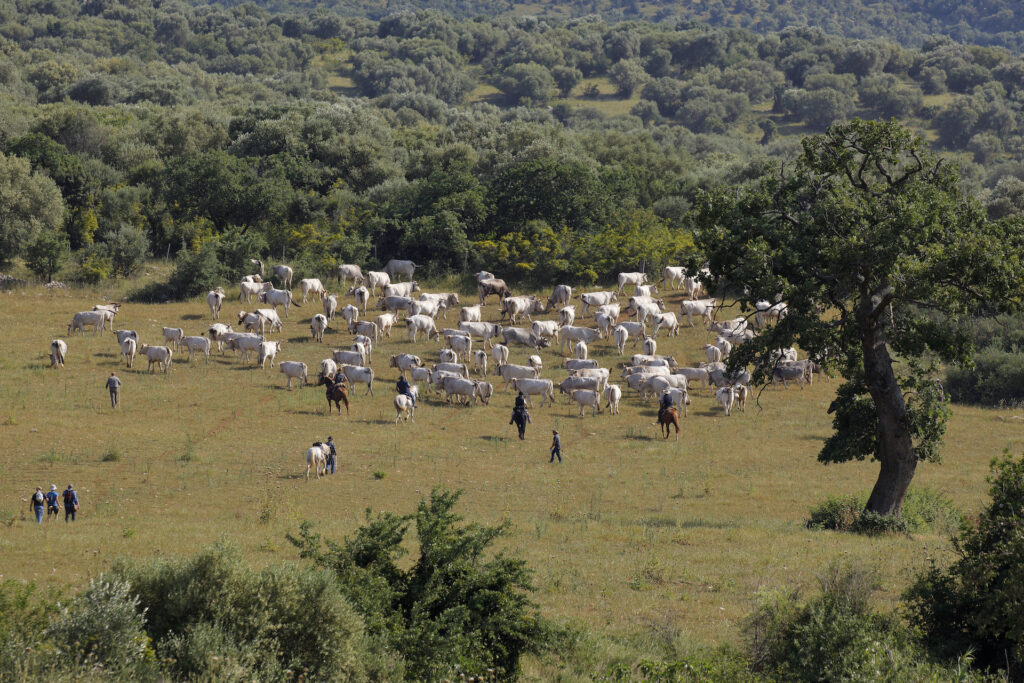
[1, 271, 1020, 675]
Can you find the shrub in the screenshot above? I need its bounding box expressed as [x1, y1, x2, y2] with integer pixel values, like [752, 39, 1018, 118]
[74, 245, 112, 284]
[0, 580, 53, 677]
[905, 452, 1024, 676]
[46, 576, 151, 671]
[807, 488, 961, 535]
[112, 544, 365, 681]
[946, 347, 1024, 406]
[101, 223, 149, 278]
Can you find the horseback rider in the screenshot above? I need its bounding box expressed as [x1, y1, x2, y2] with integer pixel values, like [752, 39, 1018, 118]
[326, 373, 345, 400]
[657, 389, 674, 421]
[396, 373, 416, 407]
[510, 391, 531, 439]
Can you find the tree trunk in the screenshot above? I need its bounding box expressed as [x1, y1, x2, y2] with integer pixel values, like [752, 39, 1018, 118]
[859, 318, 917, 517]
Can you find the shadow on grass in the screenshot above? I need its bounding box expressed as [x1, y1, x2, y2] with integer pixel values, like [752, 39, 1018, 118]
[181, 314, 203, 320]
[624, 433, 655, 441]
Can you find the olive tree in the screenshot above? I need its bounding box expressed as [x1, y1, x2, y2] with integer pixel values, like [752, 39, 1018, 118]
[694, 120, 1024, 517]
[0, 152, 65, 267]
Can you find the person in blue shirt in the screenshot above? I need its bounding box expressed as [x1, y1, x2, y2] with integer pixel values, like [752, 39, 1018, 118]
[29, 486, 45, 523]
[549, 431, 562, 463]
[45, 484, 60, 520]
[63, 485, 79, 522]
[325, 436, 337, 475]
[396, 374, 416, 406]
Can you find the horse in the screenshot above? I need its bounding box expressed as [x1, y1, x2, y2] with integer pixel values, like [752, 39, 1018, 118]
[306, 443, 328, 479]
[394, 394, 415, 423]
[318, 376, 350, 415]
[509, 406, 530, 439]
[658, 407, 680, 440]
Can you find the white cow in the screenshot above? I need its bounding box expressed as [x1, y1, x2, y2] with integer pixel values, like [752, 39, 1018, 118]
[528, 354, 543, 371]
[475, 271, 495, 283]
[306, 443, 327, 479]
[353, 334, 374, 362]
[574, 340, 588, 360]
[182, 336, 212, 363]
[604, 383, 622, 414]
[349, 320, 378, 341]
[408, 299, 443, 319]
[449, 334, 472, 359]
[704, 344, 723, 364]
[559, 326, 601, 354]
[472, 349, 488, 376]
[406, 315, 439, 342]
[114, 329, 138, 345]
[571, 389, 602, 416]
[376, 313, 396, 338]
[139, 344, 172, 373]
[509, 378, 555, 407]
[494, 363, 539, 391]
[548, 284, 572, 308]
[680, 299, 717, 327]
[579, 291, 617, 316]
[531, 320, 560, 343]
[260, 288, 299, 318]
[224, 334, 264, 363]
[491, 343, 510, 367]
[120, 337, 135, 368]
[378, 295, 415, 318]
[365, 271, 390, 295]
[67, 310, 109, 336]
[500, 295, 544, 324]
[613, 325, 629, 355]
[716, 386, 736, 416]
[350, 342, 369, 366]
[337, 264, 364, 287]
[394, 394, 415, 423]
[310, 314, 329, 343]
[207, 287, 226, 319]
[459, 305, 482, 323]
[207, 323, 234, 353]
[459, 321, 503, 348]
[384, 281, 420, 298]
[280, 361, 308, 389]
[594, 303, 621, 321]
[384, 259, 418, 281]
[660, 387, 690, 417]
[272, 264, 293, 290]
[319, 358, 339, 382]
[716, 336, 733, 359]
[569, 367, 609, 393]
[239, 280, 263, 303]
[341, 304, 359, 326]
[616, 272, 648, 294]
[162, 327, 185, 349]
[661, 266, 686, 290]
[238, 309, 283, 334]
[341, 364, 375, 395]
[652, 313, 680, 337]
[642, 337, 657, 356]
[323, 294, 339, 321]
[50, 339, 67, 368]
[333, 349, 364, 366]
[347, 286, 371, 313]
[440, 348, 458, 363]
[390, 353, 423, 373]
[565, 358, 598, 371]
[595, 313, 616, 340]
[558, 305, 576, 327]
[257, 340, 281, 368]
[441, 377, 489, 405]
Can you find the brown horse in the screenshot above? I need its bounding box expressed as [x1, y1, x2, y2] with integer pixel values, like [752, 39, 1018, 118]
[658, 407, 679, 440]
[318, 376, 350, 415]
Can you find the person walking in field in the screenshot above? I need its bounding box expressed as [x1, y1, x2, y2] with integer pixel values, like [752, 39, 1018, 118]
[45, 484, 60, 520]
[29, 486, 45, 523]
[63, 485, 78, 522]
[550, 430, 562, 463]
[105, 372, 121, 408]
[325, 436, 337, 475]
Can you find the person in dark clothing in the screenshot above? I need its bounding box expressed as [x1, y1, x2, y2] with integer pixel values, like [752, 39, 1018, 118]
[514, 391, 527, 411]
[45, 484, 60, 520]
[325, 436, 337, 474]
[105, 372, 121, 408]
[63, 485, 78, 522]
[396, 374, 416, 406]
[30, 487, 45, 524]
[657, 390, 674, 422]
[550, 430, 562, 463]
[510, 392, 531, 439]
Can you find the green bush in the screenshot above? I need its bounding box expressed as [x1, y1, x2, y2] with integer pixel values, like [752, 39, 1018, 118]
[946, 347, 1024, 406]
[905, 452, 1024, 676]
[112, 544, 366, 681]
[101, 223, 149, 278]
[73, 245, 111, 284]
[288, 488, 552, 681]
[807, 488, 961, 535]
[0, 580, 53, 678]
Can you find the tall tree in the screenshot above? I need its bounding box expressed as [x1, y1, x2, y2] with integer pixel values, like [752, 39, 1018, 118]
[0, 152, 65, 267]
[694, 120, 1024, 517]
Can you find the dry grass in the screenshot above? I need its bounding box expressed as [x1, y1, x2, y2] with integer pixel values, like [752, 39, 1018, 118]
[0, 273, 1017, 672]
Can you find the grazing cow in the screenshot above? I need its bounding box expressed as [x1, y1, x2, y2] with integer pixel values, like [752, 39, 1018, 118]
[635, 284, 658, 297]
[207, 287, 226, 319]
[509, 378, 555, 408]
[571, 389, 602, 416]
[680, 299, 717, 327]
[224, 334, 264, 364]
[365, 271, 390, 295]
[661, 266, 686, 290]
[384, 281, 420, 298]
[299, 278, 326, 303]
[323, 294, 339, 321]
[716, 386, 736, 416]
[632, 354, 678, 368]
[491, 343, 510, 368]
[557, 375, 601, 399]
[569, 367, 609, 392]
[120, 337, 136, 368]
[579, 291, 616, 317]
[260, 287, 299, 318]
[459, 305, 482, 323]
[477, 278, 511, 305]
[239, 280, 263, 303]
[350, 342, 369, 366]
[500, 295, 545, 324]
[652, 313, 680, 337]
[565, 358, 598, 371]
[182, 336, 212, 363]
[238, 309, 283, 334]
[67, 310, 109, 336]
[139, 344, 172, 373]
[279, 361, 308, 389]
[459, 321, 503, 348]
[472, 349, 488, 376]
[595, 313, 616, 340]
[501, 327, 550, 350]
[348, 320, 378, 342]
[207, 323, 233, 353]
[257, 340, 281, 368]
[50, 339, 67, 368]
[528, 355, 543, 371]
[559, 326, 601, 354]
[605, 383, 622, 414]
[709, 367, 752, 389]
[406, 315, 440, 342]
[390, 353, 422, 373]
[340, 364, 375, 395]
[709, 317, 749, 336]
[379, 295, 415, 318]
[333, 349, 364, 367]
[337, 264, 364, 286]
[531, 320, 560, 344]
[306, 443, 328, 479]
[622, 365, 670, 379]
[449, 334, 472, 359]
[161, 327, 185, 349]
[574, 340, 588, 360]
[616, 272, 648, 294]
[642, 337, 657, 356]
[408, 299, 444, 319]
[384, 259, 418, 281]
[494, 363, 539, 390]
[341, 304, 359, 326]
[674, 367, 710, 393]
[441, 377, 489, 406]
[347, 286, 371, 313]
[114, 329, 138, 345]
[376, 313, 396, 338]
[434, 362, 469, 378]
[310, 314, 329, 342]
[558, 305, 576, 327]
[394, 394, 415, 422]
[440, 348, 458, 363]
[548, 285, 572, 308]
[272, 264, 293, 289]
[773, 361, 810, 388]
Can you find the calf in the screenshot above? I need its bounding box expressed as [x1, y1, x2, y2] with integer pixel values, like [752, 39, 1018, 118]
[182, 335, 212, 363]
[257, 340, 281, 368]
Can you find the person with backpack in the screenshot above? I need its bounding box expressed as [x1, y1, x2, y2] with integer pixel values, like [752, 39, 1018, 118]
[29, 486, 45, 523]
[105, 372, 122, 408]
[325, 436, 337, 474]
[63, 485, 79, 522]
[44, 484, 60, 520]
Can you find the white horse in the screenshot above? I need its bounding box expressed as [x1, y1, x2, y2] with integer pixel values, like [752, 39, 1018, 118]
[394, 394, 415, 423]
[306, 443, 328, 480]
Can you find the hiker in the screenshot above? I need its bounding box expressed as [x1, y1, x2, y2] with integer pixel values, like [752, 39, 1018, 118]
[63, 485, 79, 522]
[510, 392, 531, 440]
[105, 372, 121, 408]
[45, 484, 60, 520]
[396, 373, 416, 407]
[325, 436, 337, 474]
[550, 430, 562, 463]
[29, 486, 45, 523]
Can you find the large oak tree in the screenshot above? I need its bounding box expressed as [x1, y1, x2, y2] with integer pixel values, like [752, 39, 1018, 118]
[694, 119, 1024, 516]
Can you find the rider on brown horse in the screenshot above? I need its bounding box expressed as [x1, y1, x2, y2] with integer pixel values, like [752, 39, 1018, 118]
[657, 390, 673, 422]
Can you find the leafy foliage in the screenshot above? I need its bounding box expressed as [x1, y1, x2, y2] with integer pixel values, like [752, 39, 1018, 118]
[807, 487, 962, 535]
